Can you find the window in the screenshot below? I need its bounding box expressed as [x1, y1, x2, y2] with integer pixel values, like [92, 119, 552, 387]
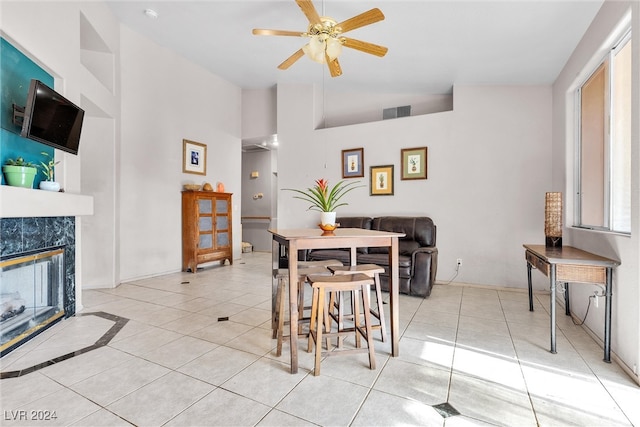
[576, 31, 631, 234]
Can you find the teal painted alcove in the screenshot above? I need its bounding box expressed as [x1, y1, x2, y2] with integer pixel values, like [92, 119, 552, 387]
[1, 37, 55, 187]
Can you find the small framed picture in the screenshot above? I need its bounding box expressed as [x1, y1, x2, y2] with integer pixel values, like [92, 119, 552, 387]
[342, 147, 364, 178]
[183, 139, 207, 175]
[401, 147, 427, 180]
[370, 165, 394, 196]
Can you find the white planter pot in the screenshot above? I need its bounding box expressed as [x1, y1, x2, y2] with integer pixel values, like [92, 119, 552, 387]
[39, 181, 60, 192]
[320, 212, 337, 226]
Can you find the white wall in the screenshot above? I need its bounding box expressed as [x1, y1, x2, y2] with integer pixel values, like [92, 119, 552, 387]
[276, 83, 552, 289]
[119, 26, 242, 281]
[0, 1, 120, 305]
[552, 0, 639, 381]
[242, 88, 277, 139]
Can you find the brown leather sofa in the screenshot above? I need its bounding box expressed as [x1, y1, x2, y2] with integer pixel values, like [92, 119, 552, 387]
[307, 216, 438, 297]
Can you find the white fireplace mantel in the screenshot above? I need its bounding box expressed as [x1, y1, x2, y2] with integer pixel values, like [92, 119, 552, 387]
[0, 185, 93, 218]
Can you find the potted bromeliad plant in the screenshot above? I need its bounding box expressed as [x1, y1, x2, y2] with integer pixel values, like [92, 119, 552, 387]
[38, 151, 61, 192]
[2, 157, 38, 188]
[284, 178, 363, 230]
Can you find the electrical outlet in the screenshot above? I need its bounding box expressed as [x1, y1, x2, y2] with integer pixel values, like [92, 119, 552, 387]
[456, 258, 462, 266]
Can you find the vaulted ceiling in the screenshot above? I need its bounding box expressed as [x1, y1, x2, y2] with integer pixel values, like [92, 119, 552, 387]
[107, 1, 604, 95]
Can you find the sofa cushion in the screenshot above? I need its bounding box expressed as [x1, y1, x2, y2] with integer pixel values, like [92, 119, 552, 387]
[337, 216, 373, 230]
[371, 217, 436, 247]
[369, 239, 420, 256]
[356, 253, 412, 272]
[306, 249, 351, 264]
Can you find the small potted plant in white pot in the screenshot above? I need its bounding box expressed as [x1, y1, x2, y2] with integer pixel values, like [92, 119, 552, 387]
[39, 152, 61, 192]
[2, 157, 38, 188]
[283, 178, 363, 230]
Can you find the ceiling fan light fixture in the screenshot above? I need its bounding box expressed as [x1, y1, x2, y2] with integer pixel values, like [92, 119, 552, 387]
[302, 36, 325, 63]
[302, 35, 343, 64]
[325, 37, 343, 60]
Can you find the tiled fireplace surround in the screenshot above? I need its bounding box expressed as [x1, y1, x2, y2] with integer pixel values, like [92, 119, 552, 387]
[1, 216, 76, 320]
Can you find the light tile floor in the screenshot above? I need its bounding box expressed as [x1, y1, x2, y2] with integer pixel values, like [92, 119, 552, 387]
[1, 251, 639, 426]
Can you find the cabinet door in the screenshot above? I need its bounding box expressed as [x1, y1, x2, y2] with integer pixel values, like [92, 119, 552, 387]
[198, 198, 214, 250]
[215, 198, 230, 248]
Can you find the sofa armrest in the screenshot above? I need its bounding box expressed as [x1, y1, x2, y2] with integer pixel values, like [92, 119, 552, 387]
[411, 247, 438, 275]
[410, 247, 438, 297]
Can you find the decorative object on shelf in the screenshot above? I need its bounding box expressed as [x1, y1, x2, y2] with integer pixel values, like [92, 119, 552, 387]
[217, 182, 225, 192]
[202, 182, 213, 191]
[39, 181, 60, 192]
[342, 147, 364, 178]
[545, 192, 563, 247]
[401, 147, 428, 180]
[38, 151, 60, 191]
[2, 157, 37, 188]
[182, 139, 207, 175]
[284, 178, 363, 228]
[183, 184, 201, 191]
[370, 165, 394, 195]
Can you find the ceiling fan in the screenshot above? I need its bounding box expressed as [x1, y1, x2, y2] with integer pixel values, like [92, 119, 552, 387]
[252, 0, 388, 77]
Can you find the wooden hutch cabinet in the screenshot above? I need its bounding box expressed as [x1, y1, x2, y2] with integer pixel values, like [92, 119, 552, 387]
[181, 190, 233, 272]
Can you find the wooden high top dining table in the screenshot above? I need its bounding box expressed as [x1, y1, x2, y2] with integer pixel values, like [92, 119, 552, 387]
[269, 227, 405, 374]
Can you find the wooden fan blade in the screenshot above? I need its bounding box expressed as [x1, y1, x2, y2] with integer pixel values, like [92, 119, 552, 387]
[342, 37, 388, 57]
[326, 55, 342, 77]
[336, 8, 385, 33]
[295, 0, 321, 25]
[253, 29, 304, 37]
[278, 49, 305, 70]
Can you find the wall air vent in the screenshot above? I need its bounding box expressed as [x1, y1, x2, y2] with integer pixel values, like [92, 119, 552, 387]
[383, 105, 411, 120]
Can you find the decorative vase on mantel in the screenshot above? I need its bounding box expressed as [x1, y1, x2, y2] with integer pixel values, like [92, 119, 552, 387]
[39, 181, 61, 192]
[2, 165, 37, 188]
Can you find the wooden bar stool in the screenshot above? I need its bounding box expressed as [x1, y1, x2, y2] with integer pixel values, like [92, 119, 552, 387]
[296, 259, 343, 320]
[328, 264, 387, 342]
[273, 266, 332, 357]
[272, 261, 342, 337]
[306, 273, 376, 376]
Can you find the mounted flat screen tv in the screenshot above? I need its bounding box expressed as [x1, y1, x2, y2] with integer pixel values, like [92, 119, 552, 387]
[21, 79, 84, 155]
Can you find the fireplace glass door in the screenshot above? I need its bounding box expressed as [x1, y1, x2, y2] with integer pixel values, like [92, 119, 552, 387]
[1, 247, 64, 355]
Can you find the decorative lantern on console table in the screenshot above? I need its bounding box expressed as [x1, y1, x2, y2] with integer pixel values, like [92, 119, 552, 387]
[545, 192, 562, 247]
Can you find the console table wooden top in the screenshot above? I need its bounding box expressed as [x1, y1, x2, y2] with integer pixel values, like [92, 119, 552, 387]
[523, 244, 620, 268]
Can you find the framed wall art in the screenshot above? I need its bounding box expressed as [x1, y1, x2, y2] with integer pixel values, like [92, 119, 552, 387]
[370, 165, 394, 196]
[342, 147, 364, 178]
[401, 146, 427, 180]
[183, 139, 207, 175]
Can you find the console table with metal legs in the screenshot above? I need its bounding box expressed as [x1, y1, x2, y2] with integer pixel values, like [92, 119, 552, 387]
[523, 244, 620, 362]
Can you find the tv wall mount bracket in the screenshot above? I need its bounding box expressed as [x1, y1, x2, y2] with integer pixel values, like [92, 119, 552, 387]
[12, 104, 25, 126]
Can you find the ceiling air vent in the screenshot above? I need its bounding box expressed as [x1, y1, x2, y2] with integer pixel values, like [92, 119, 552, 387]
[242, 144, 271, 153]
